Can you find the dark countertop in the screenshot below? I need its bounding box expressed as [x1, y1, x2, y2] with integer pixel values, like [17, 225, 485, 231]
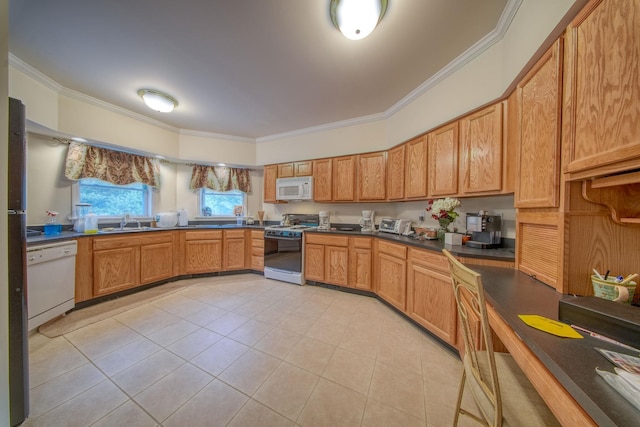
[26, 224, 266, 246]
[307, 229, 516, 262]
[472, 265, 638, 427]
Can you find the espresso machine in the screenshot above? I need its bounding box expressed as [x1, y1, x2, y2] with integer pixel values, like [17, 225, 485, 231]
[465, 213, 502, 248]
[359, 210, 375, 232]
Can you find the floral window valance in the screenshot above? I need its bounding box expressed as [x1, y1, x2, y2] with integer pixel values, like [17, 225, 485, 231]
[64, 141, 160, 188]
[189, 165, 251, 193]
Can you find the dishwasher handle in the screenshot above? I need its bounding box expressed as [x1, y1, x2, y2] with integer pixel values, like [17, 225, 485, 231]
[27, 241, 78, 265]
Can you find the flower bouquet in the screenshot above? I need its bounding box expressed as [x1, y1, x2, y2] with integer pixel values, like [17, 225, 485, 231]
[426, 198, 461, 241]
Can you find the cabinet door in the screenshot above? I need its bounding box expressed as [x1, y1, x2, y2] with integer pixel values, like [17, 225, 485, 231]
[264, 164, 279, 203]
[358, 152, 386, 201]
[140, 242, 174, 285]
[405, 136, 428, 199]
[349, 237, 372, 290]
[93, 247, 138, 297]
[351, 247, 372, 290]
[251, 231, 264, 271]
[428, 122, 459, 196]
[565, 0, 640, 179]
[304, 243, 325, 282]
[278, 163, 294, 178]
[387, 144, 405, 200]
[407, 256, 457, 346]
[224, 230, 246, 271]
[325, 245, 349, 286]
[460, 103, 503, 194]
[376, 253, 407, 311]
[295, 161, 313, 176]
[333, 155, 357, 201]
[184, 240, 223, 273]
[313, 158, 333, 201]
[515, 39, 562, 208]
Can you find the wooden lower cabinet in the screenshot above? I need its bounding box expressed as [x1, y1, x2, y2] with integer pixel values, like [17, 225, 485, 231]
[326, 245, 349, 286]
[304, 243, 326, 282]
[406, 248, 457, 346]
[250, 230, 264, 271]
[374, 240, 407, 311]
[140, 242, 174, 284]
[93, 246, 138, 297]
[304, 233, 349, 286]
[224, 229, 247, 271]
[183, 230, 223, 274]
[349, 237, 372, 290]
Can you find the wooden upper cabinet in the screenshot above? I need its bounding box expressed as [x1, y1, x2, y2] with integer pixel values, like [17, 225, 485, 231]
[313, 158, 333, 201]
[515, 38, 563, 208]
[428, 122, 459, 197]
[459, 103, 503, 194]
[564, 0, 640, 180]
[263, 164, 279, 203]
[358, 151, 386, 201]
[333, 155, 357, 201]
[387, 144, 405, 200]
[405, 136, 428, 199]
[278, 161, 313, 177]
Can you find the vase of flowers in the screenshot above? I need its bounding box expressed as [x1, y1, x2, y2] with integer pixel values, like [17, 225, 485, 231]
[426, 198, 461, 241]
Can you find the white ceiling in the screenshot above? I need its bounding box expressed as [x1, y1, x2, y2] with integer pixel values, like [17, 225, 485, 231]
[9, 0, 509, 140]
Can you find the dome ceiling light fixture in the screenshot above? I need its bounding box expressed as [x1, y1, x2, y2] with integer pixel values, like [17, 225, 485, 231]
[330, 0, 388, 41]
[137, 89, 178, 113]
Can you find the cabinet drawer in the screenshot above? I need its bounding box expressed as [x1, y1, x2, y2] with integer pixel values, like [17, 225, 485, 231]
[252, 238, 264, 249]
[377, 240, 407, 259]
[351, 236, 372, 249]
[224, 229, 246, 239]
[251, 246, 264, 256]
[93, 231, 172, 250]
[185, 230, 222, 240]
[251, 230, 265, 239]
[305, 234, 349, 246]
[408, 248, 449, 274]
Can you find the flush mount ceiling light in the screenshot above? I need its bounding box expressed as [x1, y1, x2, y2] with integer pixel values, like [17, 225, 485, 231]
[330, 0, 388, 41]
[137, 89, 178, 113]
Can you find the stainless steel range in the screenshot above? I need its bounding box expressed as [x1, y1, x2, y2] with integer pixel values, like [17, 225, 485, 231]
[264, 214, 318, 285]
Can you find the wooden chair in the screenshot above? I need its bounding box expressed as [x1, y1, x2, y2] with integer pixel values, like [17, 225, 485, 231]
[442, 249, 560, 427]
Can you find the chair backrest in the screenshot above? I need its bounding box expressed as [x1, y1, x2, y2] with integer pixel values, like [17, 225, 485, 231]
[442, 249, 503, 426]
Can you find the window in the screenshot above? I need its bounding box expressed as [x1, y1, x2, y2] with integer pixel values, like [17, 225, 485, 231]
[78, 178, 151, 217]
[200, 189, 246, 217]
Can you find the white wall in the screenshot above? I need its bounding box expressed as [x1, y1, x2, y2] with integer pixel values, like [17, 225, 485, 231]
[1, 0, 10, 422]
[25, 134, 178, 225]
[256, 119, 387, 165]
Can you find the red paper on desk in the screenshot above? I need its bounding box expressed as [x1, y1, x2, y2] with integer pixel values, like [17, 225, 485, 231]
[518, 314, 583, 338]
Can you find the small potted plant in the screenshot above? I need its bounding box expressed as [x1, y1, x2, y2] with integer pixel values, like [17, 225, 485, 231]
[426, 198, 461, 241]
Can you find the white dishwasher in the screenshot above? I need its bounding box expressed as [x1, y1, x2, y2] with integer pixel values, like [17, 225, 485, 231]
[27, 240, 78, 331]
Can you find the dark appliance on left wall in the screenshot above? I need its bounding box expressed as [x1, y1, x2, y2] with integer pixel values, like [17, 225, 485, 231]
[7, 97, 29, 426]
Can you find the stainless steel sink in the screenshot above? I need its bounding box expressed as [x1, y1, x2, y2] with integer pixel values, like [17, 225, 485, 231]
[99, 227, 152, 234]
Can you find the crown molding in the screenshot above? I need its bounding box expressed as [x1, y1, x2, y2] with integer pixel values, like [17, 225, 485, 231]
[179, 128, 255, 144]
[256, 111, 386, 143]
[9, 53, 63, 92]
[384, 0, 522, 117]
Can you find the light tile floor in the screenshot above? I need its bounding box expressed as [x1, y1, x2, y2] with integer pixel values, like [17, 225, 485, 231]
[23, 274, 476, 427]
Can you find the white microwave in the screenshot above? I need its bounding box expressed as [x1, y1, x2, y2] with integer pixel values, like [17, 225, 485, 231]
[276, 176, 313, 200]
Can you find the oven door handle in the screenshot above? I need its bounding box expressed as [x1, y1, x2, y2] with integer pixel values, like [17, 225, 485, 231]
[265, 235, 302, 241]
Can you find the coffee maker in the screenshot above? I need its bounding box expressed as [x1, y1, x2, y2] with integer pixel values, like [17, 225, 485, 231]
[465, 212, 502, 248]
[359, 210, 375, 232]
[318, 211, 330, 230]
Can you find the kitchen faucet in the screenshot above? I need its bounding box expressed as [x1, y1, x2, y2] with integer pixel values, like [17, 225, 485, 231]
[120, 213, 142, 229]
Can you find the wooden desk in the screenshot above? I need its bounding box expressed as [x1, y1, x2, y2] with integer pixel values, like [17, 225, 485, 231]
[473, 266, 637, 427]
